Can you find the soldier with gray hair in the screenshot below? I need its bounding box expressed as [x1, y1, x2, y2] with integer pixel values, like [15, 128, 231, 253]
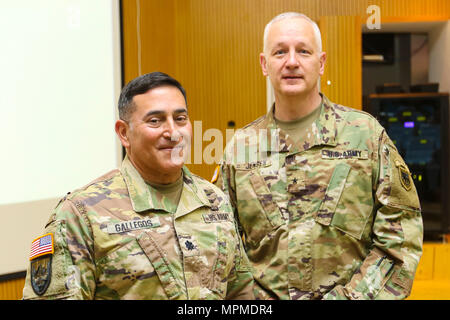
[215, 12, 423, 300]
[23, 71, 255, 300]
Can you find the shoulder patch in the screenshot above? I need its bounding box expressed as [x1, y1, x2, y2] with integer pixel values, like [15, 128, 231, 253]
[29, 233, 54, 296]
[396, 160, 412, 191]
[30, 255, 52, 296]
[29, 233, 54, 261]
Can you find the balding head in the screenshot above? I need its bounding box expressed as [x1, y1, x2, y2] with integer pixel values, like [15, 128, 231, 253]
[263, 12, 322, 55]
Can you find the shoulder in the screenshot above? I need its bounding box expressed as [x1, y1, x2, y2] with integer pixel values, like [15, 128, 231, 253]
[331, 102, 385, 136]
[190, 173, 232, 209]
[56, 169, 124, 211]
[223, 114, 270, 159]
[333, 102, 377, 121]
[190, 173, 228, 197]
[242, 114, 267, 130]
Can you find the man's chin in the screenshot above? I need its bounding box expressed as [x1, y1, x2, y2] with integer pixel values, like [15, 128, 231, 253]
[153, 161, 184, 176]
[281, 83, 319, 97]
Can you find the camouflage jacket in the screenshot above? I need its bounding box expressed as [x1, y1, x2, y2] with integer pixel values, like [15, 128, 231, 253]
[23, 157, 254, 300]
[216, 94, 423, 300]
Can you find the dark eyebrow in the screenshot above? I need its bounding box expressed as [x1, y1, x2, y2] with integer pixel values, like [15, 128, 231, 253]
[143, 108, 188, 118]
[144, 110, 164, 118]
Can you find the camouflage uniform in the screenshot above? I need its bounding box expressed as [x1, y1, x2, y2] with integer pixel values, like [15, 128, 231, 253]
[216, 94, 423, 300]
[23, 156, 254, 300]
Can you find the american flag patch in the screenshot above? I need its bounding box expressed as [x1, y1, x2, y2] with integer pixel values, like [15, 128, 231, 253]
[29, 233, 54, 260]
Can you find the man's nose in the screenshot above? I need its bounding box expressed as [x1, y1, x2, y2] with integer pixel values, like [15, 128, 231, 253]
[286, 50, 300, 68]
[162, 119, 181, 142]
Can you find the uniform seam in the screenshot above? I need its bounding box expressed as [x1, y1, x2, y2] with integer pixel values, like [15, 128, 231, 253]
[67, 198, 97, 287]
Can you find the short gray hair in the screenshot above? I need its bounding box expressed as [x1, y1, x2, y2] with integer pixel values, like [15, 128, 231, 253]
[263, 12, 322, 54]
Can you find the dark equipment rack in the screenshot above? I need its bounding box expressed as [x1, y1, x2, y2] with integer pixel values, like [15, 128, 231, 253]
[365, 92, 450, 241]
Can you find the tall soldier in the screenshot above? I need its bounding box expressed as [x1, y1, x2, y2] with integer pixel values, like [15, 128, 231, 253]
[23, 72, 254, 300]
[214, 12, 423, 300]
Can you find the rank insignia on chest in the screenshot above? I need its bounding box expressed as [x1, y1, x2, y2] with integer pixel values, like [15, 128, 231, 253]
[29, 233, 54, 295]
[178, 234, 200, 256]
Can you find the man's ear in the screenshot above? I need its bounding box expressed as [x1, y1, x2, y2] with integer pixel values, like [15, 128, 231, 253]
[319, 51, 326, 76]
[260, 53, 268, 76]
[115, 119, 130, 149]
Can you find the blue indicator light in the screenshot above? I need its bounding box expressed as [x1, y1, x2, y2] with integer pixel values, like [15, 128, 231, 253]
[404, 121, 414, 128]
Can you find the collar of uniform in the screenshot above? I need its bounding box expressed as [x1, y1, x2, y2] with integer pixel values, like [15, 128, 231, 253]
[264, 93, 338, 153]
[316, 93, 338, 147]
[264, 103, 291, 153]
[120, 156, 166, 213]
[120, 156, 211, 214]
[175, 167, 212, 219]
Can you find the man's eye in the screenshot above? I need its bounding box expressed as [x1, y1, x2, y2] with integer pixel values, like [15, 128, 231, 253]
[148, 118, 161, 126]
[300, 49, 310, 54]
[176, 115, 188, 122]
[274, 50, 285, 55]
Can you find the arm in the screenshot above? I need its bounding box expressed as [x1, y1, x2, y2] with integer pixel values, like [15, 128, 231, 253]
[323, 129, 423, 300]
[218, 161, 273, 300]
[23, 199, 96, 299]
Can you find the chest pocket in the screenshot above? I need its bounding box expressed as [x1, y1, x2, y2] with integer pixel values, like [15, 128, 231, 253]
[175, 222, 235, 299]
[137, 232, 184, 299]
[235, 165, 284, 246]
[95, 234, 182, 300]
[315, 162, 373, 240]
[209, 225, 235, 297]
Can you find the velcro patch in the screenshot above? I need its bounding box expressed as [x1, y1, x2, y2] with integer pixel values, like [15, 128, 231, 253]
[321, 149, 368, 160]
[107, 217, 160, 234]
[178, 235, 200, 256]
[29, 233, 54, 261]
[30, 255, 52, 295]
[203, 212, 231, 223]
[395, 160, 412, 191]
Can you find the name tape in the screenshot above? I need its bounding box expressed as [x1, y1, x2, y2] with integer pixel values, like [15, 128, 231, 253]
[321, 149, 368, 160]
[107, 217, 160, 234]
[203, 212, 231, 223]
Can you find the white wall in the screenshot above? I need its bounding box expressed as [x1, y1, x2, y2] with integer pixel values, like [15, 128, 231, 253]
[429, 20, 450, 93]
[0, 0, 122, 274]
